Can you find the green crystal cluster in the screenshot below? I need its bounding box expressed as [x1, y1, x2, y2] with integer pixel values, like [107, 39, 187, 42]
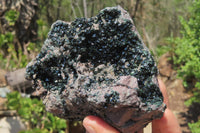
[26, 7, 162, 106]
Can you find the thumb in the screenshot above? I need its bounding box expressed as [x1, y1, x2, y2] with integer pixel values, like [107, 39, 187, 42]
[83, 116, 119, 133]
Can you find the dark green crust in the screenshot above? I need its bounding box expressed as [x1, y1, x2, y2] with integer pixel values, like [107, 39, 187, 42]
[26, 6, 165, 133]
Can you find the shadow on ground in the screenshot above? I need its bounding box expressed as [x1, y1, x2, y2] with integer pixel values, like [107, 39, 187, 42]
[180, 102, 200, 123]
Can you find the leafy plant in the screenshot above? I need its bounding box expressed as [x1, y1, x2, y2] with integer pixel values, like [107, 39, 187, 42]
[174, 1, 200, 89]
[0, 32, 14, 47]
[5, 10, 19, 26]
[0, 33, 30, 69]
[0, 10, 36, 70]
[188, 120, 200, 133]
[155, 45, 171, 57]
[7, 91, 67, 133]
[19, 128, 49, 133]
[36, 19, 49, 43]
[167, 0, 200, 132]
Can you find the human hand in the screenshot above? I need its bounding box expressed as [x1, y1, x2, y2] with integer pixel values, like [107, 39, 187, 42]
[83, 79, 182, 133]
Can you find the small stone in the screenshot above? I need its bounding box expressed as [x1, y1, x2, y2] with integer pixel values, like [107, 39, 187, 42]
[26, 6, 166, 133]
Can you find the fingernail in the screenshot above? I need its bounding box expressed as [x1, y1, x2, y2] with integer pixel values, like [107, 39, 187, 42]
[85, 125, 96, 133]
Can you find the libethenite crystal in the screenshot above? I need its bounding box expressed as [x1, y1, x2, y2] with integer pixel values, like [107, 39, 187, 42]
[26, 6, 166, 133]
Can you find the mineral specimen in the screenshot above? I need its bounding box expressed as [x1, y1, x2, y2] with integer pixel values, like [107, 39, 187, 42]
[26, 6, 166, 133]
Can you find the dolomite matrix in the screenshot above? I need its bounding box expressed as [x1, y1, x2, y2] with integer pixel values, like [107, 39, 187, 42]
[26, 6, 166, 133]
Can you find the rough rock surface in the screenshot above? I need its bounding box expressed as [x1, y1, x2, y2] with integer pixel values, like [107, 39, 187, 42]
[26, 6, 166, 133]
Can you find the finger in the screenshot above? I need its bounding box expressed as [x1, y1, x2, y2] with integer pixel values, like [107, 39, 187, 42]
[152, 108, 182, 133]
[83, 116, 119, 133]
[83, 79, 170, 133]
[158, 78, 169, 107]
[153, 79, 181, 133]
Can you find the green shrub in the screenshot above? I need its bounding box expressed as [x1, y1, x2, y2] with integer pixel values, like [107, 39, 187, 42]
[5, 10, 19, 26]
[0, 31, 30, 69]
[155, 44, 171, 57]
[169, 0, 200, 132]
[168, 0, 200, 91]
[7, 91, 67, 133]
[0, 10, 40, 70]
[188, 120, 200, 133]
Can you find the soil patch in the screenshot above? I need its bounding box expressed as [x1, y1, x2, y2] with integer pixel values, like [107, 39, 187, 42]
[158, 53, 194, 133]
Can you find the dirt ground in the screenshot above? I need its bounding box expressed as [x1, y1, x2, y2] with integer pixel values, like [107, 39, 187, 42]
[158, 53, 200, 133]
